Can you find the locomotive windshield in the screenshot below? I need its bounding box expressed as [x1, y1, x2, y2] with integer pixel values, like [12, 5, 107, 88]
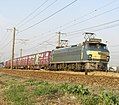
[88, 43, 108, 50]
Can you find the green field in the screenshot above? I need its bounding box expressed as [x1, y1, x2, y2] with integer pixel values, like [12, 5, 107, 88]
[0, 73, 119, 105]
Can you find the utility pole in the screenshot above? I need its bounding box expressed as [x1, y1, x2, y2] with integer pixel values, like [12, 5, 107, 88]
[11, 27, 16, 70]
[20, 48, 23, 57]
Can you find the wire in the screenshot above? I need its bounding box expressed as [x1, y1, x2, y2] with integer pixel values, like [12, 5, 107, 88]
[59, 19, 119, 40]
[93, 23, 119, 32]
[24, 34, 56, 52]
[19, 0, 78, 33]
[14, 0, 119, 56]
[53, 0, 118, 31]
[17, 0, 58, 28]
[0, 31, 9, 45]
[0, 39, 12, 50]
[60, 6, 119, 31]
[16, 0, 49, 27]
[21, 19, 119, 52]
[17, 0, 118, 43]
[67, 19, 119, 34]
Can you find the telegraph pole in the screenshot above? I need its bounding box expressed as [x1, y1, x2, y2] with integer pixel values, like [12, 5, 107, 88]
[11, 27, 16, 70]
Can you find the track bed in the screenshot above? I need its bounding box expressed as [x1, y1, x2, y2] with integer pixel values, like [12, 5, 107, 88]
[0, 69, 119, 90]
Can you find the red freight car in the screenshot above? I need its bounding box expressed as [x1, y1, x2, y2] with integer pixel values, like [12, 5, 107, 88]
[17, 58, 21, 68]
[4, 60, 11, 68]
[27, 54, 36, 69]
[37, 51, 51, 69]
[26, 51, 51, 69]
[13, 58, 17, 68]
[5, 51, 51, 70]
[20, 56, 28, 69]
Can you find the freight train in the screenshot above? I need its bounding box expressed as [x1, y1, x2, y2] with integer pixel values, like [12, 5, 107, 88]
[4, 33, 110, 71]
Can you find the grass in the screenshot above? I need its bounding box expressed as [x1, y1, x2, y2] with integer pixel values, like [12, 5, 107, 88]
[5, 85, 34, 105]
[1, 75, 119, 105]
[81, 91, 119, 105]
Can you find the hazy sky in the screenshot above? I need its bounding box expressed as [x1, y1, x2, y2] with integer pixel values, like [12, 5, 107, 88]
[0, 0, 119, 66]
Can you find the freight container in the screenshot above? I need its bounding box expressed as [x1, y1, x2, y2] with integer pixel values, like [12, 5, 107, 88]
[38, 51, 51, 66]
[5, 60, 11, 68]
[20, 56, 28, 68]
[27, 54, 36, 69]
[13, 58, 17, 68]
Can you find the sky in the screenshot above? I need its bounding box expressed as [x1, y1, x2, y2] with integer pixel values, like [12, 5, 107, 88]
[0, 0, 119, 66]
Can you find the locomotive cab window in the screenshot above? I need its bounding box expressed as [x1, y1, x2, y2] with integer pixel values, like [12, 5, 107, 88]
[88, 43, 108, 50]
[88, 43, 97, 50]
[98, 44, 108, 50]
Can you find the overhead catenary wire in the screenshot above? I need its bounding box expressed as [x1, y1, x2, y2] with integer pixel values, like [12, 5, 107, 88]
[0, 39, 12, 50]
[0, 31, 9, 45]
[25, 1, 119, 44]
[52, 0, 118, 31]
[17, 0, 58, 28]
[60, 6, 119, 31]
[59, 19, 119, 40]
[23, 34, 56, 52]
[19, 0, 78, 33]
[93, 23, 119, 32]
[18, 0, 118, 43]
[67, 19, 119, 34]
[15, 0, 119, 55]
[23, 19, 119, 52]
[16, 0, 49, 27]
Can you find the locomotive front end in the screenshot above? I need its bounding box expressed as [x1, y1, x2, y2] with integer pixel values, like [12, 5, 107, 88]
[85, 38, 110, 70]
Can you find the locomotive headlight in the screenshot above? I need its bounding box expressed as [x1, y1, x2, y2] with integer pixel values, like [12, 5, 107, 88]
[88, 54, 92, 59]
[107, 56, 110, 61]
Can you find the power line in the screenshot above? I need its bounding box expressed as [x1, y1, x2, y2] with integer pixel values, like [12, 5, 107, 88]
[93, 23, 119, 32]
[24, 34, 56, 52]
[17, 0, 58, 28]
[53, 0, 118, 31]
[18, 0, 118, 44]
[59, 19, 119, 40]
[0, 39, 12, 50]
[60, 6, 119, 31]
[16, 0, 49, 27]
[67, 19, 119, 34]
[19, 0, 78, 33]
[0, 31, 9, 45]
[13, 0, 118, 54]
[22, 19, 119, 52]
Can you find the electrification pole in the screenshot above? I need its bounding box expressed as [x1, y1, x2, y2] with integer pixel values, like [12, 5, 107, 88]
[11, 27, 16, 70]
[20, 48, 23, 57]
[58, 32, 61, 47]
[56, 32, 67, 48]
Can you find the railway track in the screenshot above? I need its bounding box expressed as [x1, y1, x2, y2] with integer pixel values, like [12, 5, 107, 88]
[0, 69, 119, 90]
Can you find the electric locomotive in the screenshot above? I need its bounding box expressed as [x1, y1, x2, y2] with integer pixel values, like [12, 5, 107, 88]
[50, 33, 110, 71]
